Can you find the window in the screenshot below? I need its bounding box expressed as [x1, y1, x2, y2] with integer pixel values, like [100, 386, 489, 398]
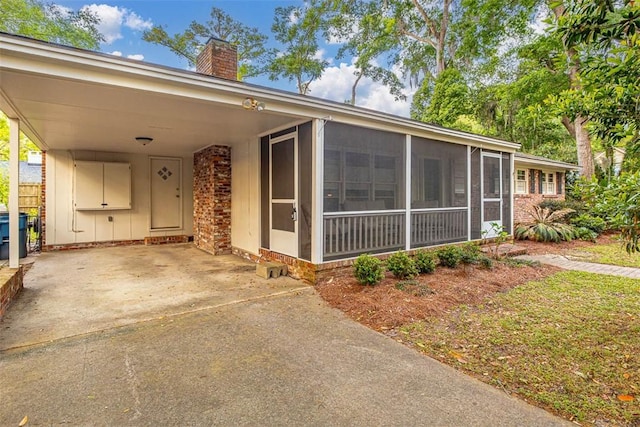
[515, 169, 527, 194]
[541, 171, 555, 194]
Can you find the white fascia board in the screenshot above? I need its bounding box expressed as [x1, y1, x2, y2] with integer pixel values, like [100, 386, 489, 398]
[1, 34, 520, 152]
[514, 158, 579, 171]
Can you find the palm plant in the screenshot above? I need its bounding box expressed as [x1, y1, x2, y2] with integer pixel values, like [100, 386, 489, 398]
[515, 205, 576, 242]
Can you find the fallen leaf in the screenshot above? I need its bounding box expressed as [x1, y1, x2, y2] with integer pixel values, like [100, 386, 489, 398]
[448, 350, 467, 364]
[623, 373, 631, 379]
[416, 342, 426, 348]
[19, 415, 28, 426]
[617, 394, 634, 402]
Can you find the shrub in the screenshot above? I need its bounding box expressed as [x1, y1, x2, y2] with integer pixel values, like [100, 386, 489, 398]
[387, 251, 418, 279]
[436, 245, 463, 268]
[538, 199, 585, 219]
[460, 243, 481, 264]
[515, 205, 576, 242]
[574, 226, 598, 242]
[570, 214, 606, 234]
[414, 250, 436, 274]
[478, 255, 494, 269]
[353, 254, 384, 285]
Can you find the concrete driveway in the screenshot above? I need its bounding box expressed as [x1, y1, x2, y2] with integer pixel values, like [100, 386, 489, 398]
[0, 244, 569, 426]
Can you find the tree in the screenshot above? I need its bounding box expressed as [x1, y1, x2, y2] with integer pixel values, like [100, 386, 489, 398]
[143, 7, 271, 79]
[411, 68, 470, 127]
[553, 0, 640, 173]
[268, 4, 328, 95]
[323, 0, 406, 105]
[0, 0, 102, 49]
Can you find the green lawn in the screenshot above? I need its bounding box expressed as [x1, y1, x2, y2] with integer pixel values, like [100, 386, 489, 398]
[569, 242, 640, 268]
[400, 271, 640, 425]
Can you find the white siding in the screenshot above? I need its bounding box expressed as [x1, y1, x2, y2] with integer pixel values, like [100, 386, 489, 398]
[231, 139, 261, 255]
[45, 150, 193, 245]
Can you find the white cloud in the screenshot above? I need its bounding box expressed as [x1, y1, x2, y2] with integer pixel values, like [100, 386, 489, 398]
[313, 49, 334, 65]
[309, 60, 414, 117]
[110, 50, 122, 56]
[127, 54, 144, 61]
[81, 4, 152, 45]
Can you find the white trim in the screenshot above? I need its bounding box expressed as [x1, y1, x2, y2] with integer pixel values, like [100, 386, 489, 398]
[311, 119, 324, 264]
[515, 168, 528, 194]
[8, 117, 20, 268]
[257, 119, 308, 138]
[410, 207, 467, 213]
[540, 170, 556, 195]
[323, 209, 405, 217]
[405, 135, 411, 250]
[510, 153, 515, 234]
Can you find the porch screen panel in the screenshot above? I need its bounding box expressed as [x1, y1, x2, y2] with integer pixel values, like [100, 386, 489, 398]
[502, 153, 512, 234]
[470, 148, 482, 239]
[298, 121, 312, 261]
[322, 122, 405, 260]
[260, 136, 269, 249]
[323, 122, 405, 212]
[410, 137, 467, 209]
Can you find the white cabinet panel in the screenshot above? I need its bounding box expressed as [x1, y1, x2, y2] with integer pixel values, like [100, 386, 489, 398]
[75, 161, 131, 210]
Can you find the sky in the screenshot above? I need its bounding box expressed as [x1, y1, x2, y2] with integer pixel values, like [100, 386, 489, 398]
[55, 0, 415, 117]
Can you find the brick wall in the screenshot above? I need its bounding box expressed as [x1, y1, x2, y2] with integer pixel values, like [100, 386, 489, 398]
[193, 146, 232, 255]
[514, 168, 565, 224]
[0, 266, 23, 320]
[196, 38, 238, 80]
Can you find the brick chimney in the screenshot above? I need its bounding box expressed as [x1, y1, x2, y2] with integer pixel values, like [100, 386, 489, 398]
[196, 37, 238, 80]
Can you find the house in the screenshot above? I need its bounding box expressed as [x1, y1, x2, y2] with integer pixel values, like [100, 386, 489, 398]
[1, 33, 520, 281]
[0, 151, 43, 211]
[594, 147, 625, 176]
[513, 153, 579, 224]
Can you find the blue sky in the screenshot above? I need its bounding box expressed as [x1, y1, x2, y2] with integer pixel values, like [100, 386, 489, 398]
[55, 0, 415, 116]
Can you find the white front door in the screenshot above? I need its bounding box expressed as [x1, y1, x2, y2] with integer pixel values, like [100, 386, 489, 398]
[481, 153, 502, 238]
[150, 157, 182, 229]
[270, 134, 298, 257]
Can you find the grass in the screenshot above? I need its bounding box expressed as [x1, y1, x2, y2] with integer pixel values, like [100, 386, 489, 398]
[400, 271, 640, 425]
[569, 243, 640, 268]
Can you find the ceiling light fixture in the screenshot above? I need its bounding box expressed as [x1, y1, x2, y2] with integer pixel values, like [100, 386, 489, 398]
[242, 97, 266, 112]
[135, 136, 153, 146]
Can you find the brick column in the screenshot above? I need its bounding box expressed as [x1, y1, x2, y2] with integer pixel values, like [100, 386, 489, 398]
[193, 146, 231, 255]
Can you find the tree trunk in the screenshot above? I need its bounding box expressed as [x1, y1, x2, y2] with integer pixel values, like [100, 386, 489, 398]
[575, 116, 595, 178]
[350, 72, 363, 105]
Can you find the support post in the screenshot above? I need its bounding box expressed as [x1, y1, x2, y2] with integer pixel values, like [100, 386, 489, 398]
[8, 117, 20, 268]
[405, 135, 411, 250]
[311, 119, 324, 264]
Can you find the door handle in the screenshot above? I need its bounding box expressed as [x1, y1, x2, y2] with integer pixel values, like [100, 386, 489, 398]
[291, 206, 298, 221]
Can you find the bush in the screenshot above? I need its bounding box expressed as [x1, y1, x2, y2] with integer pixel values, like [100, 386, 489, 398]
[538, 199, 585, 219]
[515, 205, 576, 242]
[387, 251, 418, 279]
[460, 243, 481, 264]
[414, 250, 436, 274]
[353, 254, 384, 285]
[436, 245, 463, 268]
[574, 226, 598, 242]
[570, 214, 606, 234]
[478, 255, 494, 269]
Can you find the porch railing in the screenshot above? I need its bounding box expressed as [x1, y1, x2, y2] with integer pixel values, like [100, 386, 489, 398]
[323, 210, 405, 259]
[410, 208, 467, 248]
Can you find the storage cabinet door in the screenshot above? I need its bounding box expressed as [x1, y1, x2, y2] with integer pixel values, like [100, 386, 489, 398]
[104, 162, 131, 209]
[75, 161, 104, 210]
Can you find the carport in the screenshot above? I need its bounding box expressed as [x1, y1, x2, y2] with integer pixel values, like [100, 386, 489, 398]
[0, 244, 308, 351]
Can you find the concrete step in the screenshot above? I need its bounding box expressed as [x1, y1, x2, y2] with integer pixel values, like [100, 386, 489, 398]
[256, 262, 288, 279]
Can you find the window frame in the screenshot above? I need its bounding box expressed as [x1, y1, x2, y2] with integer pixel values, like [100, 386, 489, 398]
[515, 168, 528, 194]
[541, 171, 556, 195]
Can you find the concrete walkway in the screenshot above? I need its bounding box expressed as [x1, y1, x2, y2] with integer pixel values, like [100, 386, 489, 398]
[516, 254, 640, 279]
[0, 245, 570, 426]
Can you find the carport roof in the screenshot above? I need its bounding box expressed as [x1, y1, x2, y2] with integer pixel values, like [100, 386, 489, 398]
[0, 32, 520, 155]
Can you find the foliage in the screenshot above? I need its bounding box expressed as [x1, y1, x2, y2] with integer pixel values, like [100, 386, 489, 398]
[386, 251, 418, 279]
[514, 205, 576, 242]
[459, 243, 481, 265]
[538, 198, 584, 218]
[0, 0, 103, 49]
[436, 245, 463, 268]
[413, 250, 436, 274]
[573, 226, 598, 242]
[412, 68, 471, 127]
[478, 255, 494, 269]
[481, 222, 510, 258]
[570, 214, 606, 234]
[268, 3, 328, 94]
[143, 7, 271, 79]
[353, 253, 384, 285]
[553, 0, 640, 159]
[401, 271, 640, 425]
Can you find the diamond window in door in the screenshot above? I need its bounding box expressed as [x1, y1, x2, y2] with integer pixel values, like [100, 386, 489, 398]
[157, 166, 173, 180]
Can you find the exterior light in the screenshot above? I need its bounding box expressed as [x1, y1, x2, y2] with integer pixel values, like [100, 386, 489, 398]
[242, 97, 266, 111]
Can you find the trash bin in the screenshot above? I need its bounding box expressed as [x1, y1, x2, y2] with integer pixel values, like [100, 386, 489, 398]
[0, 213, 28, 259]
